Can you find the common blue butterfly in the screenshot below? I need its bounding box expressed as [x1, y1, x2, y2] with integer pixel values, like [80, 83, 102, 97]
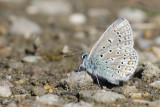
[79, 18, 139, 85]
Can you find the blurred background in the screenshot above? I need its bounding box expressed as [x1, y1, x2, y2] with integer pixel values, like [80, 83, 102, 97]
[0, 0, 160, 106]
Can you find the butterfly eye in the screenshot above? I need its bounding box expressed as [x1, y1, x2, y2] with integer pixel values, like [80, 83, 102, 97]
[82, 55, 87, 59]
[81, 53, 88, 59]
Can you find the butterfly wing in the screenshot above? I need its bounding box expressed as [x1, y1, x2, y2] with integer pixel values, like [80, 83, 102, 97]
[88, 18, 139, 84]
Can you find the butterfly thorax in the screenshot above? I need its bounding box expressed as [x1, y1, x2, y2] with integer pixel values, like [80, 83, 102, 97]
[81, 52, 95, 74]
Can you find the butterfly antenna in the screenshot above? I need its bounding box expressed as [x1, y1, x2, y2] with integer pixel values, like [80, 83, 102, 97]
[68, 48, 81, 56]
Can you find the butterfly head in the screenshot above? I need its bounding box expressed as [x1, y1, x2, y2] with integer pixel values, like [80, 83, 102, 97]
[81, 52, 89, 60]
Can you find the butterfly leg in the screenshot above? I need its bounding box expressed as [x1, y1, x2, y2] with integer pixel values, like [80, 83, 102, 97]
[92, 70, 102, 89]
[77, 64, 86, 72]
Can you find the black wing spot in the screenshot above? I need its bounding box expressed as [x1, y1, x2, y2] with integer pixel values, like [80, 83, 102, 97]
[119, 35, 121, 37]
[118, 65, 121, 68]
[100, 54, 103, 57]
[121, 62, 124, 64]
[119, 39, 121, 42]
[105, 61, 108, 63]
[103, 47, 105, 49]
[114, 29, 116, 32]
[109, 50, 112, 53]
[108, 39, 112, 43]
[117, 51, 120, 55]
[118, 71, 120, 73]
[117, 32, 120, 34]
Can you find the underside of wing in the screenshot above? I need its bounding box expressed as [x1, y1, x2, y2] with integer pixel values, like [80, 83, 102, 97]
[88, 18, 134, 59]
[87, 18, 139, 84]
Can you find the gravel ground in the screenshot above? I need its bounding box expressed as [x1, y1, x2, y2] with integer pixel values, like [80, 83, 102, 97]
[0, 0, 160, 107]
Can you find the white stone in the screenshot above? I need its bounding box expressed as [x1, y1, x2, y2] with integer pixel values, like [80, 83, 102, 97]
[36, 94, 59, 105]
[69, 13, 87, 25]
[155, 36, 160, 46]
[62, 45, 69, 54]
[22, 56, 42, 63]
[93, 90, 125, 103]
[149, 81, 160, 89]
[118, 7, 146, 23]
[26, 0, 72, 16]
[0, 86, 12, 97]
[63, 101, 92, 107]
[9, 16, 41, 37]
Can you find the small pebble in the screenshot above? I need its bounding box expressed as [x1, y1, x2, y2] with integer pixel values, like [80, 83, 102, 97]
[59, 71, 93, 89]
[122, 85, 138, 95]
[62, 45, 69, 54]
[152, 47, 160, 59]
[142, 92, 150, 97]
[129, 93, 142, 99]
[154, 36, 160, 46]
[142, 62, 160, 82]
[149, 81, 160, 89]
[14, 80, 25, 85]
[144, 30, 152, 39]
[33, 87, 47, 96]
[132, 99, 150, 104]
[63, 101, 92, 107]
[69, 13, 87, 25]
[36, 94, 59, 105]
[48, 89, 53, 93]
[44, 84, 51, 90]
[0, 47, 12, 57]
[22, 56, 42, 63]
[93, 90, 125, 103]
[0, 86, 12, 97]
[26, 0, 72, 16]
[14, 94, 27, 99]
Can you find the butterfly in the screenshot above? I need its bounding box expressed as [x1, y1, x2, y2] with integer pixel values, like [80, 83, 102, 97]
[79, 18, 139, 85]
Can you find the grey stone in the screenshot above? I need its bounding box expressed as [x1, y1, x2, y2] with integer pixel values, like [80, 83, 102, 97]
[9, 16, 42, 37]
[118, 7, 146, 23]
[33, 87, 47, 96]
[22, 56, 42, 63]
[149, 81, 160, 89]
[63, 101, 92, 107]
[93, 90, 125, 103]
[26, 0, 72, 16]
[142, 62, 160, 82]
[59, 71, 93, 89]
[36, 94, 59, 105]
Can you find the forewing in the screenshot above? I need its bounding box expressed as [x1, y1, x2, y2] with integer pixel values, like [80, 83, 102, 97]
[88, 18, 139, 84]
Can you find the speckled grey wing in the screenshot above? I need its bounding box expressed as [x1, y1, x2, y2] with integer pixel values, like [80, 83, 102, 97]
[88, 18, 139, 85]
